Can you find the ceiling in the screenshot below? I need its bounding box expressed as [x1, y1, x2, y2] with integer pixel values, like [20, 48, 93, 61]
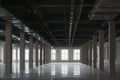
[1, 0, 120, 47]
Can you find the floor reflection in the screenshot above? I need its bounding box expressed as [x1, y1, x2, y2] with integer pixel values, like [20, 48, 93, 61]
[12, 62, 20, 74]
[51, 64, 56, 75]
[25, 62, 29, 74]
[0, 62, 111, 80]
[12, 62, 36, 74]
[0, 63, 4, 77]
[50, 63, 81, 76]
[74, 64, 80, 75]
[61, 64, 68, 75]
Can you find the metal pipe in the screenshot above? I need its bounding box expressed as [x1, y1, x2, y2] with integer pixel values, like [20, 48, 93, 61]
[70, 0, 84, 47]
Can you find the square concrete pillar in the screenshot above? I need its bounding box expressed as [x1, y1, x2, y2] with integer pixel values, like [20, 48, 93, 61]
[93, 36, 97, 68]
[82, 45, 85, 64]
[69, 49, 73, 62]
[40, 43, 43, 65]
[46, 47, 51, 63]
[82, 44, 86, 64]
[89, 40, 92, 67]
[99, 30, 104, 71]
[20, 28, 25, 71]
[43, 44, 46, 64]
[29, 35, 33, 68]
[108, 21, 116, 74]
[80, 47, 83, 63]
[85, 43, 89, 65]
[4, 22, 12, 75]
[56, 49, 61, 62]
[35, 41, 39, 67]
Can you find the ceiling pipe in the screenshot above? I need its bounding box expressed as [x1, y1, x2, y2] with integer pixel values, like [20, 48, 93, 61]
[63, 0, 67, 47]
[70, 0, 84, 47]
[68, 0, 75, 47]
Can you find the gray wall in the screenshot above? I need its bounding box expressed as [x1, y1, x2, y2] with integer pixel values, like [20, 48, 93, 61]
[51, 48, 81, 62]
[103, 39, 120, 64]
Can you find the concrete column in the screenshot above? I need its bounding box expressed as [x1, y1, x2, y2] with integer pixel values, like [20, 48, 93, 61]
[29, 35, 33, 68]
[99, 30, 104, 71]
[80, 47, 83, 63]
[69, 49, 73, 62]
[35, 41, 39, 67]
[43, 44, 46, 64]
[45, 46, 51, 64]
[86, 43, 89, 65]
[93, 36, 97, 68]
[4, 22, 12, 75]
[83, 43, 88, 65]
[89, 40, 92, 67]
[57, 49, 61, 62]
[40, 43, 43, 65]
[20, 28, 25, 71]
[82, 45, 86, 64]
[108, 21, 116, 74]
[82, 44, 85, 64]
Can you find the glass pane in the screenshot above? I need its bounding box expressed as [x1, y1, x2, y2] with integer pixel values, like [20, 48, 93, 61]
[61, 49, 68, 60]
[73, 49, 80, 60]
[51, 49, 56, 60]
[12, 48, 16, 61]
[25, 49, 29, 61]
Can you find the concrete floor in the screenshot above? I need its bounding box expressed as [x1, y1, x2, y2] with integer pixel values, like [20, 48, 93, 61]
[0, 62, 120, 80]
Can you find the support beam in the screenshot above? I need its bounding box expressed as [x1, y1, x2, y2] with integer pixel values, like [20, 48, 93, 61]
[108, 21, 116, 74]
[93, 36, 97, 68]
[20, 28, 25, 71]
[40, 42, 43, 65]
[35, 41, 39, 67]
[4, 22, 12, 75]
[99, 30, 104, 71]
[29, 35, 33, 68]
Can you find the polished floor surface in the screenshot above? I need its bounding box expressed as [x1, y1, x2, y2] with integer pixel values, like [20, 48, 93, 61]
[0, 62, 120, 80]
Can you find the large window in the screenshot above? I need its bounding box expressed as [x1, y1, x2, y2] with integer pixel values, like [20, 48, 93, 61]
[12, 47, 20, 61]
[51, 49, 56, 60]
[25, 48, 29, 61]
[61, 49, 68, 60]
[73, 49, 80, 60]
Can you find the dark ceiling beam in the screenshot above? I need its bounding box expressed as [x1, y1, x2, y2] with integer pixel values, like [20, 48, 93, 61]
[41, 29, 98, 31]
[47, 20, 100, 23]
[33, 10, 61, 47]
[63, 0, 68, 47]
[35, 4, 94, 7]
[4, 4, 94, 8]
[53, 34, 94, 36]
[47, 37, 89, 40]
[49, 25, 101, 29]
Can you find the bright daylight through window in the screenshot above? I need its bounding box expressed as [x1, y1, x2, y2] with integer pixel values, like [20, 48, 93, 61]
[61, 49, 68, 60]
[73, 49, 80, 60]
[51, 49, 56, 60]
